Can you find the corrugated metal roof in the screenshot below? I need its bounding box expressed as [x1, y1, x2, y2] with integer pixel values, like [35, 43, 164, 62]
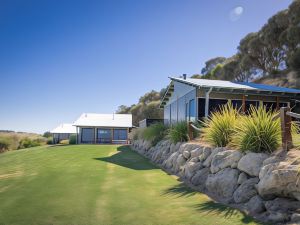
[73, 113, 132, 127]
[50, 124, 77, 134]
[170, 77, 300, 94]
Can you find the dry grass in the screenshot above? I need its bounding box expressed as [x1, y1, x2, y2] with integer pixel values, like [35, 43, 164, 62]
[0, 132, 47, 152]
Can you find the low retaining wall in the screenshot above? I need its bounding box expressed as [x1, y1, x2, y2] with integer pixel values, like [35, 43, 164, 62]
[131, 139, 300, 224]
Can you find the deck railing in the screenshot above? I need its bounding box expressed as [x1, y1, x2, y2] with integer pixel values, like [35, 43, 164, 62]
[187, 107, 300, 151]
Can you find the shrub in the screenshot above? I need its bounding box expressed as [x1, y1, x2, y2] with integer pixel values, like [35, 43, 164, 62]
[202, 103, 239, 147]
[60, 140, 69, 145]
[46, 138, 53, 145]
[18, 138, 42, 149]
[0, 138, 10, 153]
[69, 134, 77, 145]
[233, 105, 281, 153]
[168, 121, 189, 143]
[142, 123, 168, 145]
[130, 128, 145, 141]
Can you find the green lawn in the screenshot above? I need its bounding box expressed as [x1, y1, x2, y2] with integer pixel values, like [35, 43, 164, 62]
[0, 145, 262, 225]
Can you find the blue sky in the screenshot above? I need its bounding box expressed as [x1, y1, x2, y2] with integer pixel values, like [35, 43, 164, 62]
[0, 0, 293, 133]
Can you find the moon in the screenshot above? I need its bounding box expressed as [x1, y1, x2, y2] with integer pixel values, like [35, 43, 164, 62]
[230, 6, 244, 21]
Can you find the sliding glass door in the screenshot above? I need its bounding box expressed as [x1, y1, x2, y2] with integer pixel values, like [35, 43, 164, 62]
[113, 129, 128, 144]
[97, 129, 111, 143]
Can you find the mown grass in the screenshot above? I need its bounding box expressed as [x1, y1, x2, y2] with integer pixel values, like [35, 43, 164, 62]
[0, 145, 262, 225]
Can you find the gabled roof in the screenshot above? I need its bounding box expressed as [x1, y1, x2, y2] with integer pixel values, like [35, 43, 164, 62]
[160, 77, 300, 107]
[73, 113, 132, 128]
[171, 77, 300, 93]
[50, 124, 77, 134]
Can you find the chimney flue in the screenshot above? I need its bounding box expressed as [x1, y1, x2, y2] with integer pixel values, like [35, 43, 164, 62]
[183, 74, 187, 80]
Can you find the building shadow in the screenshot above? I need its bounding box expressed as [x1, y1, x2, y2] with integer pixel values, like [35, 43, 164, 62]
[94, 145, 157, 170]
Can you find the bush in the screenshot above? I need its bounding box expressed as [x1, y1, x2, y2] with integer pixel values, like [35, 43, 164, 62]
[69, 134, 77, 145]
[130, 128, 145, 141]
[233, 106, 281, 153]
[18, 138, 42, 149]
[0, 138, 10, 153]
[46, 138, 53, 145]
[142, 123, 168, 146]
[168, 121, 189, 143]
[60, 140, 69, 145]
[202, 103, 239, 147]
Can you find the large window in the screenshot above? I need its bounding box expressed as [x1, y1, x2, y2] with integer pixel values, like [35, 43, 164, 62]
[263, 102, 276, 112]
[189, 99, 196, 121]
[81, 128, 94, 143]
[209, 99, 228, 113]
[185, 102, 189, 121]
[97, 129, 111, 143]
[113, 129, 127, 140]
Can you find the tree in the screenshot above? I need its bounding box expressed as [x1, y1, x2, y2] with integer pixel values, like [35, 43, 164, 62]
[116, 90, 164, 126]
[288, 48, 300, 72]
[201, 57, 226, 75]
[116, 105, 131, 114]
[43, 131, 51, 138]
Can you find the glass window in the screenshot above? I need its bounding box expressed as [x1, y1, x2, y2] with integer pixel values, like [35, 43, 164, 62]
[198, 98, 205, 118]
[81, 128, 94, 143]
[279, 102, 288, 108]
[232, 100, 242, 109]
[97, 129, 111, 143]
[189, 99, 195, 121]
[185, 103, 189, 121]
[209, 99, 228, 113]
[263, 102, 276, 112]
[113, 129, 127, 140]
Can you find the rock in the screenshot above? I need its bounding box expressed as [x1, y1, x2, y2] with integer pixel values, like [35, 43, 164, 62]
[184, 162, 203, 179]
[191, 167, 210, 186]
[237, 152, 269, 177]
[246, 195, 265, 214]
[190, 148, 203, 158]
[210, 150, 243, 173]
[205, 168, 239, 202]
[169, 143, 176, 153]
[189, 157, 199, 163]
[265, 198, 300, 213]
[199, 147, 212, 162]
[258, 162, 300, 200]
[165, 152, 179, 169]
[258, 163, 276, 180]
[291, 213, 300, 222]
[175, 154, 186, 172]
[179, 143, 200, 153]
[263, 155, 281, 166]
[183, 150, 191, 159]
[233, 177, 259, 203]
[143, 140, 152, 151]
[237, 172, 248, 185]
[203, 147, 225, 167]
[267, 212, 290, 223]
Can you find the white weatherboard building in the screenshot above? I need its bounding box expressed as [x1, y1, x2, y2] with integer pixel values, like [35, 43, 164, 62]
[73, 113, 132, 144]
[50, 123, 77, 144]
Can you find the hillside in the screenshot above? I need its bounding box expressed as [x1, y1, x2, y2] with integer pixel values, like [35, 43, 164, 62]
[254, 71, 300, 89]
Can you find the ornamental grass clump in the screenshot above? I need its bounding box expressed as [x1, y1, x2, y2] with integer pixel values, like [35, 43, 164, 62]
[168, 121, 189, 143]
[233, 105, 281, 153]
[202, 103, 238, 147]
[142, 123, 168, 146]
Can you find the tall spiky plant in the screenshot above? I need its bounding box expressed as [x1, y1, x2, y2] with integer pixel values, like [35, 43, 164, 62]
[233, 105, 281, 153]
[202, 103, 239, 147]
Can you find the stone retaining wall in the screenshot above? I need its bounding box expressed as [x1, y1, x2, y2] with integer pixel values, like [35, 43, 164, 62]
[131, 139, 300, 224]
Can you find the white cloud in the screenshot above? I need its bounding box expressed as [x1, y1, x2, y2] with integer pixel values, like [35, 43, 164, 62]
[229, 6, 244, 22]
